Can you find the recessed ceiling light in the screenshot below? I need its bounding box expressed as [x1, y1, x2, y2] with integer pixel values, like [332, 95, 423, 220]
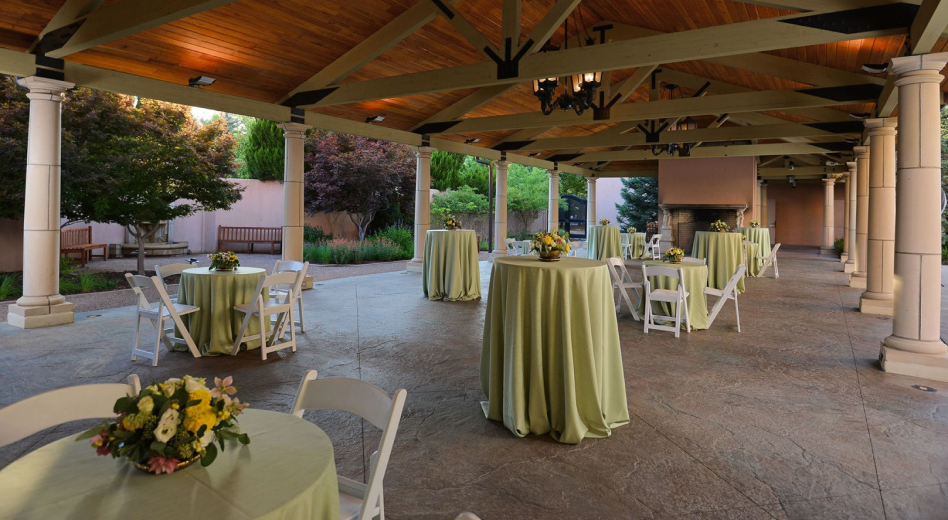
[188, 75, 215, 87]
[861, 63, 888, 74]
[465, 138, 481, 144]
[849, 112, 871, 120]
[365, 115, 385, 123]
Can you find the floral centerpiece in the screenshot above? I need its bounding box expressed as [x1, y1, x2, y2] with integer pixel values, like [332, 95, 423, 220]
[599, 218, 610, 226]
[663, 247, 685, 264]
[627, 227, 637, 234]
[208, 251, 239, 271]
[443, 216, 462, 230]
[710, 220, 730, 232]
[749, 220, 760, 228]
[531, 230, 570, 262]
[78, 375, 250, 475]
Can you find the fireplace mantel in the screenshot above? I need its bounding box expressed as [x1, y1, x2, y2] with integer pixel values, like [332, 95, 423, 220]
[660, 203, 748, 211]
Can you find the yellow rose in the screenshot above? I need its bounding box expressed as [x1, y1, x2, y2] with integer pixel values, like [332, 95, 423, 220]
[183, 409, 218, 434]
[137, 395, 154, 414]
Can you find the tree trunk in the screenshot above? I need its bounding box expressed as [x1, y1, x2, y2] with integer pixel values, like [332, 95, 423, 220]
[128, 224, 163, 275]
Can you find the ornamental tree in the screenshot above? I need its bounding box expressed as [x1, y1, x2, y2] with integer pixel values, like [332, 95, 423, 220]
[616, 177, 659, 231]
[242, 118, 284, 181]
[303, 131, 415, 241]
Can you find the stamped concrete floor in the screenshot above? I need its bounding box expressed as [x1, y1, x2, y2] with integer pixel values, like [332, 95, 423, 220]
[1, 246, 948, 519]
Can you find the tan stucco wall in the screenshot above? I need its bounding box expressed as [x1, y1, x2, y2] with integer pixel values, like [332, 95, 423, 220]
[768, 181, 845, 246]
[657, 156, 759, 224]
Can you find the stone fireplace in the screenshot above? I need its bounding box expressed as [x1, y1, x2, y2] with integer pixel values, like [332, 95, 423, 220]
[659, 203, 748, 252]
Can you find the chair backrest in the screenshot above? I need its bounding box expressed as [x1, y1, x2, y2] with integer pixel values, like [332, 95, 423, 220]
[292, 370, 407, 520]
[649, 235, 662, 259]
[126, 273, 179, 312]
[504, 238, 519, 256]
[60, 226, 92, 248]
[256, 271, 301, 306]
[605, 257, 624, 286]
[155, 263, 193, 290]
[681, 257, 706, 265]
[0, 375, 141, 448]
[271, 260, 309, 293]
[643, 265, 682, 281]
[769, 243, 781, 262]
[620, 234, 630, 247]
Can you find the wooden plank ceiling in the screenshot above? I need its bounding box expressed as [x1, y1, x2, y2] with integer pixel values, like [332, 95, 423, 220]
[0, 0, 945, 174]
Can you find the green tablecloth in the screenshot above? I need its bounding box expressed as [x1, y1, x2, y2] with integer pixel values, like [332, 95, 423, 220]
[178, 266, 269, 355]
[587, 225, 622, 261]
[737, 227, 772, 277]
[638, 260, 710, 330]
[625, 232, 648, 259]
[0, 409, 340, 520]
[423, 229, 481, 301]
[481, 256, 629, 444]
[691, 231, 746, 294]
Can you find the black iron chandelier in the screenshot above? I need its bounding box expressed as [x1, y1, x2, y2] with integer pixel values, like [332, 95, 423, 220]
[646, 84, 698, 157]
[531, 12, 603, 116]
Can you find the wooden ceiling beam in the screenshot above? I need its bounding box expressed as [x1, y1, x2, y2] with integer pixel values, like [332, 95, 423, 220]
[432, 1, 499, 58]
[299, 5, 913, 108]
[281, 0, 457, 104]
[502, 0, 522, 49]
[28, 0, 105, 53]
[759, 165, 848, 175]
[552, 142, 852, 162]
[42, 0, 238, 58]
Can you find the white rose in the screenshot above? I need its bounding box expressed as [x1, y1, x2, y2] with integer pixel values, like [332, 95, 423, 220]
[199, 430, 216, 448]
[145, 384, 159, 394]
[184, 376, 207, 393]
[153, 408, 179, 443]
[162, 384, 177, 397]
[137, 396, 154, 414]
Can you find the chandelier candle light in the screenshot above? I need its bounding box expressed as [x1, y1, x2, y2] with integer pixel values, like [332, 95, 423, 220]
[531, 10, 603, 116]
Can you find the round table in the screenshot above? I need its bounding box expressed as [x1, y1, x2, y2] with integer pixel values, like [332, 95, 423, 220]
[422, 229, 481, 301]
[178, 266, 267, 355]
[737, 227, 772, 277]
[586, 225, 622, 261]
[691, 231, 746, 293]
[639, 260, 711, 330]
[0, 409, 340, 520]
[480, 256, 629, 444]
[627, 232, 648, 259]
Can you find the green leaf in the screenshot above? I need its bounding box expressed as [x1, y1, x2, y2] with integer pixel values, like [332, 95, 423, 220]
[201, 443, 218, 467]
[237, 433, 250, 445]
[113, 397, 132, 413]
[149, 441, 166, 452]
[112, 429, 133, 440]
[186, 399, 202, 407]
[75, 423, 107, 441]
[196, 424, 207, 438]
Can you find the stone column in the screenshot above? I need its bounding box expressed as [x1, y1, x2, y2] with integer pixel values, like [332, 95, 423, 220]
[844, 161, 858, 274]
[860, 118, 898, 315]
[408, 146, 432, 271]
[8, 77, 75, 329]
[586, 176, 597, 235]
[820, 177, 836, 256]
[759, 180, 769, 244]
[492, 160, 508, 255]
[280, 123, 308, 263]
[547, 169, 560, 232]
[840, 171, 850, 264]
[881, 53, 948, 381]
[849, 146, 869, 288]
[756, 178, 764, 225]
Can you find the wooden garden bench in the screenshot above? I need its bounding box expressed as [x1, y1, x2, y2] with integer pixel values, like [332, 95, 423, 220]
[60, 226, 108, 267]
[217, 226, 282, 253]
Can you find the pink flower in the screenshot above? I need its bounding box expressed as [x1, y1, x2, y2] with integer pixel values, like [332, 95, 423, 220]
[89, 433, 112, 456]
[147, 456, 180, 475]
[211, 376, 237, 399]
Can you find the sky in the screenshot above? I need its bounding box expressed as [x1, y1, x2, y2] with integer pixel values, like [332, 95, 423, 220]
[191, 106, 219, 122]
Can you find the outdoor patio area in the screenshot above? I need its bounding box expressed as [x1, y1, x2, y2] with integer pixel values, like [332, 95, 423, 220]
[3, 246, 947, 519]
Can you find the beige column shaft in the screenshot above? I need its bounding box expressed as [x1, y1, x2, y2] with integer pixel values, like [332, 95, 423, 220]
[548, 169, 560, 232]
[820, 177, 836, 255]
[410, 147, 433, 267]
[841, 172, 850, 263]
[492, 161, 508, 254]
[860, 118, 898, 315]
[844, 162, 858, 273]
[759, 181, 769, 244]
[881, 54, 948, 381]
[756, 178, 764, 225]
[8, 77, 75, 329]
[849, 147, 869, 288]
[586, 177, 597, 235]
[280, 123, 309, 263]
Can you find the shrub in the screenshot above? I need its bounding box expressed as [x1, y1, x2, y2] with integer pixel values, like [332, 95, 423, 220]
[303, 225, 333, 244]
[79, 272, 117, 293]
[59, 276, 81, 295]
[508, 229, 537, 241]
[834, 237, 844, 257]
[372, 225, 413, 256]
[303, 237, 408, 265]
[0, 273, 21, 301]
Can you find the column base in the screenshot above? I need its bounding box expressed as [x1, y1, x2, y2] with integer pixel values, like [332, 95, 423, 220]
[406, 259, 423, 273]
[843, 262, 856, 274]
[491, 248, 507, 256]
[859, 293, 893, 315]
[849, 273, 866, 289]
[881, 343, 948, 383]
[7, 302, 74, 329]
[820, 247, 837, 257]
[302, 275, 314, 290]
[839, 253, 848, 263]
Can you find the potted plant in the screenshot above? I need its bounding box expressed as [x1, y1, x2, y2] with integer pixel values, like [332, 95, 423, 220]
[208, 251, 240, 271]
[443, 216, 462, 230]
[710, 220, 730, 232]
[531, 231, 571, 262]
[663, 247, 685, 264]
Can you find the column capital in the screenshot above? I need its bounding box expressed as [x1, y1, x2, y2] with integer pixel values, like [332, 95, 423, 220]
[865, 117, 898, 135]
[548, 169, 560, 178]
[890, 53, 948, 77]
[279, 122, 310, 139]
[416, 146, 433, 158]
[496, 160, 509, 168]
[846, 161, 857, 172]
[20, 76, 74, 96]
[822, 177, 836, 186]
[853, 145, 869, 159]
[586, 176, 597, 185]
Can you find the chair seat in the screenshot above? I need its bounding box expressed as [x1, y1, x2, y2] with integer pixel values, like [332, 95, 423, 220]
[339, 491, 364, 520]
[649, 288, 688, 301]
[704, 287, 735, 299]
[139, 303, 199, 318]
[234, 300, 291, 314]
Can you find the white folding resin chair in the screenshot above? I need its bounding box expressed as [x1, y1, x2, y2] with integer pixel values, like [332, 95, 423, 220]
[757, 243, 781, 278]
[647, 235, 662, 260]
[155, 262, 193, 303]
[270, 259, 309, 335]
[125, 274, 201, 366]
[567, 240, 581, 257]
[292, 370, 407, 520]
[504, 238, 520, 256]
[620, 233, 632, 259]
[642, 265, 691, 337]
[515, 240, 534, 256]
[232, 271, 300, 360]
[456, 514, 482, 520]
[705, 264, 746, 332]
[606, 257, 641, 320]
[0, 374, 141, 448]
[681, 257, 706, 265]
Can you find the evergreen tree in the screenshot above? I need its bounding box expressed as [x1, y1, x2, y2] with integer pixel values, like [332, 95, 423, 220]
[430, 150, 466, 191]
[243, 118, 284, 181]
[616, 177, 658, 230]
